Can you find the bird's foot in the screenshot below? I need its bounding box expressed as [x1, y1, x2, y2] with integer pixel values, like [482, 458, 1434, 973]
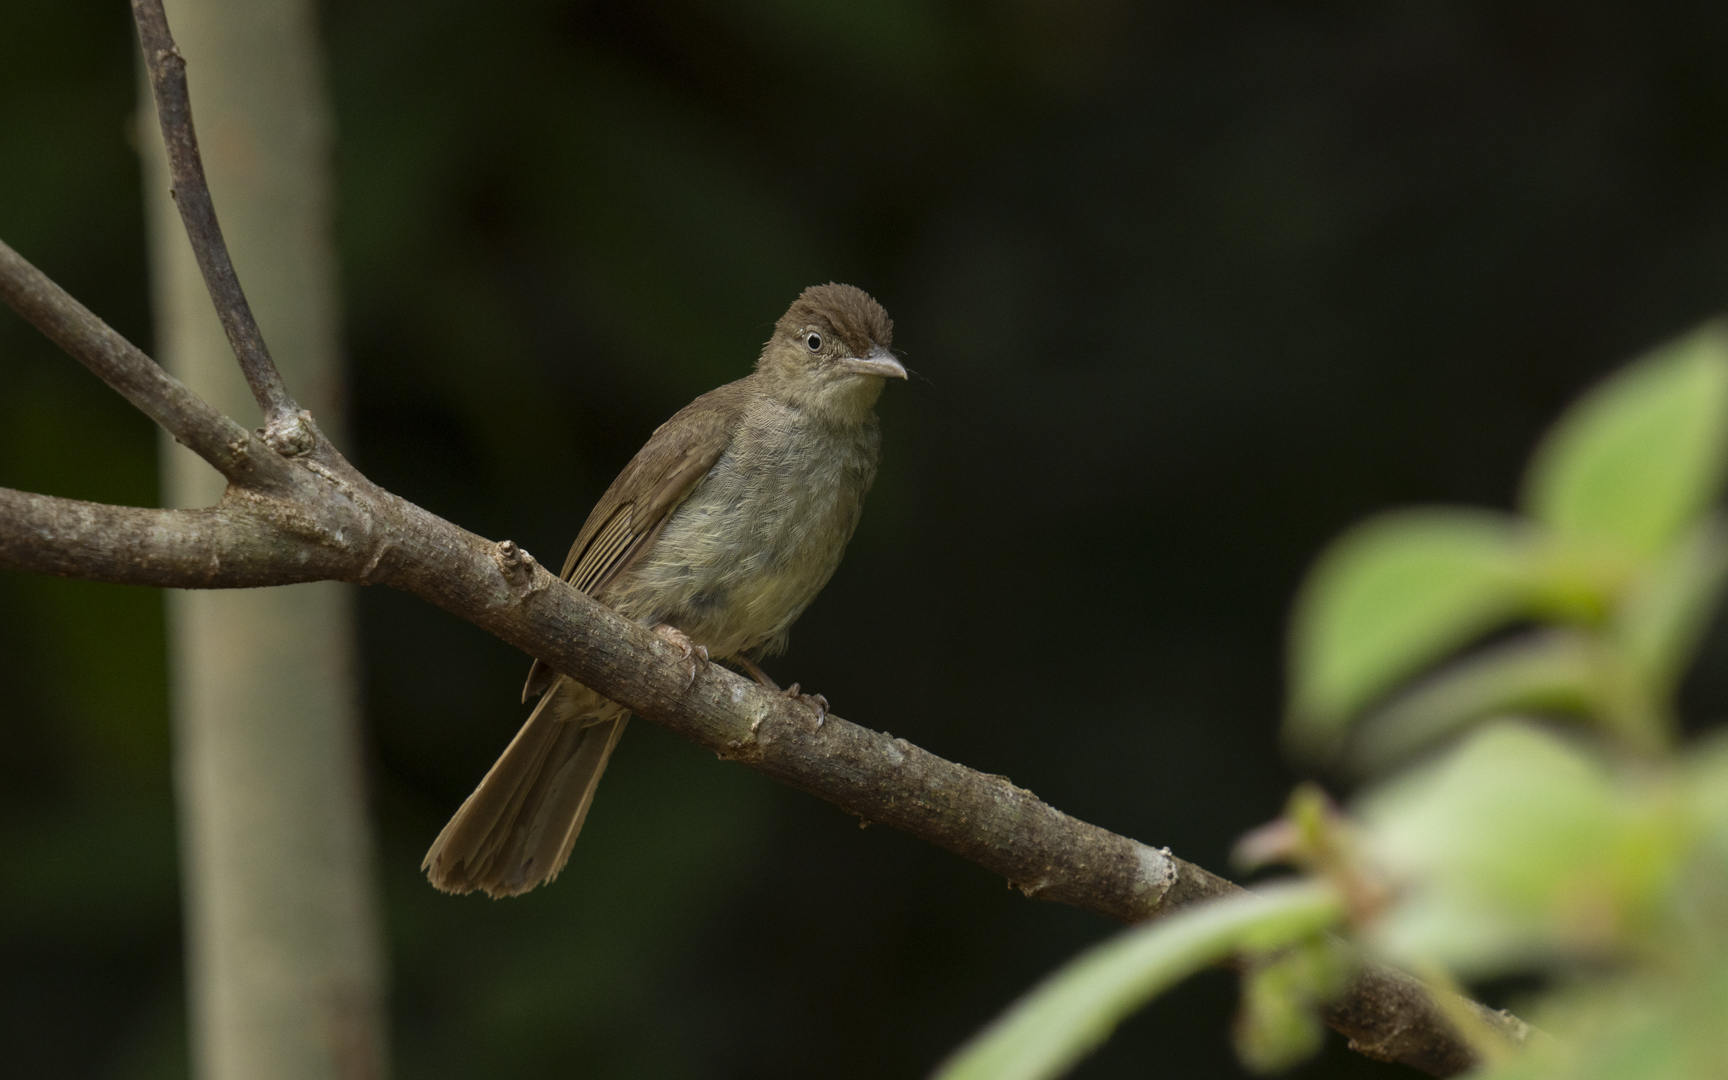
[782, 683, 829, 729]
[731, 657, 826, 728]
[652, 624, 709, 689]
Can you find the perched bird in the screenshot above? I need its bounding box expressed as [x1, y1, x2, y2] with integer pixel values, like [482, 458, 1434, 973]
[424, 283, 905, 897]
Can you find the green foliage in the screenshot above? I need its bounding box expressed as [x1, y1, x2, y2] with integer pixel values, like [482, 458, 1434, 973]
[1358, 720, 1691, 975]
[1523, 324, 1728, 559]
[1472, 952, 1728, 1080]
[1291, 326, 1728, 755]
[1612, 519, 1728, 702]
[931, 883, 1344, 1080]
[1287, 509, 1527, 744]
[1343, 631, 1599, 775]
[940, 321, 1728, 1078]
[1232, 935, 1353, 1074]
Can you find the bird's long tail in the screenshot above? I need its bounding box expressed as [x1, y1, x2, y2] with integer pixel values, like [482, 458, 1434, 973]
[423, 678, 629, 897]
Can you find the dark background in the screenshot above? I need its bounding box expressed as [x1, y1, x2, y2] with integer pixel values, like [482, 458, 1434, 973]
[4, 1, 1728, 1077]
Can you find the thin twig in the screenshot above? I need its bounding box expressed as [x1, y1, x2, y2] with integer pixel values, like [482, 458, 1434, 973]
[130, 0, 306, 452]
[0, 239, 292, 489]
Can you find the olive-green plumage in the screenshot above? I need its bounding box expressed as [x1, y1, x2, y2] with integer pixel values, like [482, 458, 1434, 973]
[424, 283, 904, 897]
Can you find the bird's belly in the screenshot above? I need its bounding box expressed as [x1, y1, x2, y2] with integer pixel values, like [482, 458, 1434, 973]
[607, 432, 873, 659]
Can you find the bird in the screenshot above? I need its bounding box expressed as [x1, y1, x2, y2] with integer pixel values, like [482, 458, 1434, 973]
[423, 283, 906, 897]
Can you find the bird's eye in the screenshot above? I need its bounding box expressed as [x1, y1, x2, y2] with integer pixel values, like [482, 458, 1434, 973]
[805, 332, 822, 352]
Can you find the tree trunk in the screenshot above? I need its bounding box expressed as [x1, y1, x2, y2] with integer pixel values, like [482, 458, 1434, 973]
[137, 2, 387, 1078]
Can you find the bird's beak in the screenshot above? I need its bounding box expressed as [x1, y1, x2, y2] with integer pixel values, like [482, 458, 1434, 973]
[838, 345, 908, 380]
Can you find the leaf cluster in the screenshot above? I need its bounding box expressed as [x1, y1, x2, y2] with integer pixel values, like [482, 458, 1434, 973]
[937, 323, 1728, 1078]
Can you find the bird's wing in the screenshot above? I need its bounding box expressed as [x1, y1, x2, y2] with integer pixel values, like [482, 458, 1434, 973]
[520, 379, 751, 701]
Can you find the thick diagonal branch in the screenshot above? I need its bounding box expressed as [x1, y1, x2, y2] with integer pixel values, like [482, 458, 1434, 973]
[131, 0, 303, 446]
[0, 218, 1525, 1078]
[0, 439, 1527, 1075]
[0, 6, 1534, 1072]
[370, 504, 1532, 1077]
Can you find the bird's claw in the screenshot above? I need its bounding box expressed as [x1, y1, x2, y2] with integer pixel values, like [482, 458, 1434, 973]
[652, 624, 709, 689]
[782, 683, 829, 729]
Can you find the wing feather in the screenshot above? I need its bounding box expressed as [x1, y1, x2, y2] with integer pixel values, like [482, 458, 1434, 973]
[520, 379, 751, 701]
[569, 506, 637, 595]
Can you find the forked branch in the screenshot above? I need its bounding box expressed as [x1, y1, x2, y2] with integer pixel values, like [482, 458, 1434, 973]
[0, 3, 1532, 1075]
[0, 239, 290, 488]
[131, 0, 304, 450]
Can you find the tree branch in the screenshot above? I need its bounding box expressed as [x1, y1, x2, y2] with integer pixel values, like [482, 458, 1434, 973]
[0, 414, 1530, 1070]
[0, 239, 292, 489]
[130, 0, 305, 450]
[0, 13, 1532, 1068]
[0, 487, 351, 588]
[363, 508, 1534, 1076]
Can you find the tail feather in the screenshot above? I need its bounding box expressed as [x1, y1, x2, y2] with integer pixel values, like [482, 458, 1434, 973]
[423, 678, 629, 897]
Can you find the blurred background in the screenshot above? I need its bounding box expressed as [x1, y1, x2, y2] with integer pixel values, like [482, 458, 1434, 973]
[4, 1, 1728, 1077]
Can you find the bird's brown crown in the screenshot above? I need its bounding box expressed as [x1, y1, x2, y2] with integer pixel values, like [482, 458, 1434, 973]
[773, 283, 893, 356]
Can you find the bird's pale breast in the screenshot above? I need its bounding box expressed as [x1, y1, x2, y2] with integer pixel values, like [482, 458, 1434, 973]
[600, 397, 881, 660]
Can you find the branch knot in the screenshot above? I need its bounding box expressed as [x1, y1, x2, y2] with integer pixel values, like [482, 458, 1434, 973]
[261, 409, 316, 457]
[491, 540, 546, 598]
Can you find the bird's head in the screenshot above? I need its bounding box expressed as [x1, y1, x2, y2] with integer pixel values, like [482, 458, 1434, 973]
[757, 283, 906, 420]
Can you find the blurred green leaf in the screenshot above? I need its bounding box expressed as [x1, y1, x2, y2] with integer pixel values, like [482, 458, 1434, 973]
[1288, 509, 1528, 747]
[1519, 534, 1638, 626]
[933, 882, 1343, 1080]
[1346, 630, 1599, 775]
[1679, 732, 1728, 903]
[1232, 935, 1352, 1074]
[1359, 721, 1688, 976]
[1233, 782, 1350, 873]
[1685, 730, 1728, 828]
[1472, 958, 1728, 1080]
[1612, 518, 1728, 703]
[1523, 323, 1728, 559]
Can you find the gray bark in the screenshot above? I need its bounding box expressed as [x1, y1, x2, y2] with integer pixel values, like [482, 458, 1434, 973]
[0, 4, 1532, 1074]
[1, 224, 1527, 1074]
[137, 2, 385, 1078]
